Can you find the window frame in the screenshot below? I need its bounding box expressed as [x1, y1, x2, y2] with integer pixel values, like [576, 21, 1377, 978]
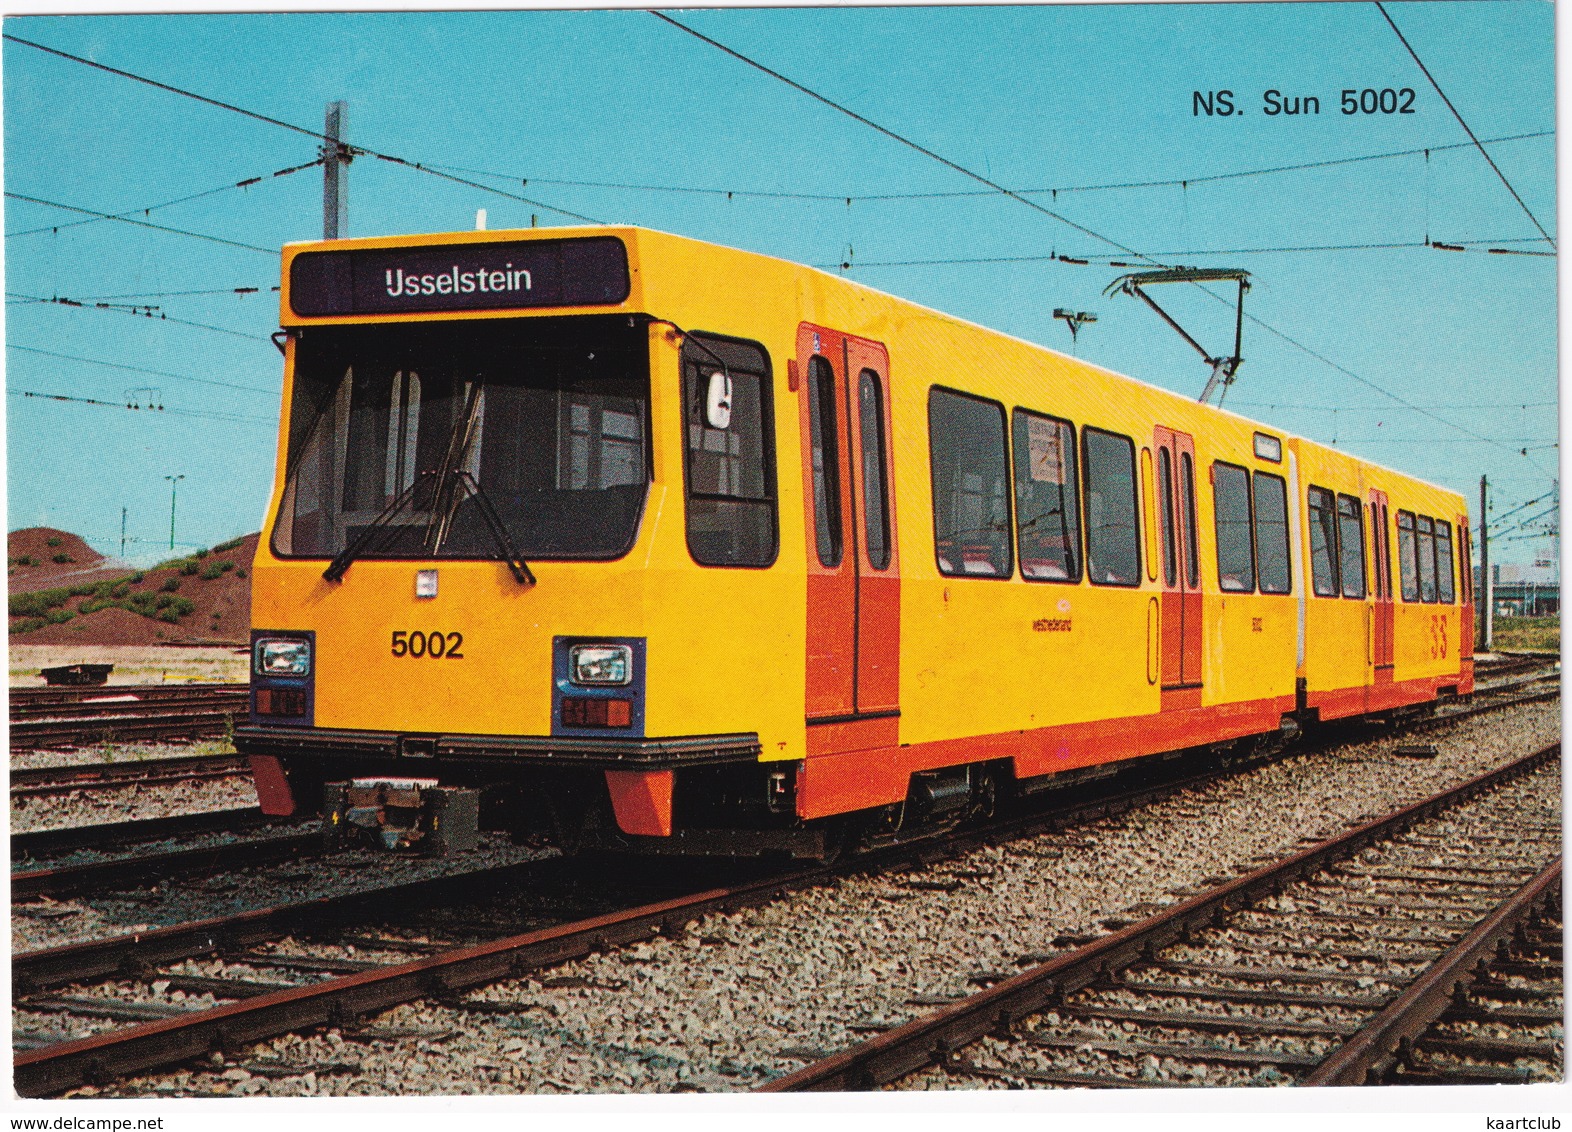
[1336, 492, 1367, 600]
[1252, 470, 1292, 595]
[805, 354, 843, 569]
[1080, 426, 1143, 588]
[928, 385, 1014, 581]
[1307, 485, 1341, 598]
[273, 314, 656, 564]
[1180, 451, 1200, 590]
[1212, 460, 1256, 593]
[1435, 518, 1456, 604]
[1157, 445, 1177, 586]
[1416, 514, 1438, 603]
[1397, 510, 1420, 602]
[1010, 407, 1082, 585]
[679, 330, 780, 569]
[857, 368, 893, 572]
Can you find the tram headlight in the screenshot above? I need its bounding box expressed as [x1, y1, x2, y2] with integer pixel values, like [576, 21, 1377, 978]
[569, 644, 633, 686]
[255, 638, 312, 677]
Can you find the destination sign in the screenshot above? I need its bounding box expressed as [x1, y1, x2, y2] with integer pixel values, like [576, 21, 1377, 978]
[288, 236, 631, 317]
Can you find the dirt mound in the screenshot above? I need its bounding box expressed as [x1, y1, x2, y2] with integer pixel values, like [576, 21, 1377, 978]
[19, 606, 155, 646]
[9, 532, 258, 646]
[7, 528, 127, 592]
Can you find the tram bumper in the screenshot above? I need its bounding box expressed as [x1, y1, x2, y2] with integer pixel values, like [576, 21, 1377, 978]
[235, 724, 763, 836]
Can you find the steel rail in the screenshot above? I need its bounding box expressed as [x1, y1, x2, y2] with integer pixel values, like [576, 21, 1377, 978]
[11, 807, 269, 861]
[11, 857, 573, 996]
[10, 683, 249, 709]
[10, 686, 248, 750]
[11, 700, 1559, 1095]
[6, 734, 1299, 1095]
[10, 684, 249, 714]
[11, 832, 322, 901]
[12, 863, 831, 1096]
[10, 754, 250, 796]
[1303, 857, 1563, 1085]
[759, 741, 1560, 1092]
[11, 715, 246, 751]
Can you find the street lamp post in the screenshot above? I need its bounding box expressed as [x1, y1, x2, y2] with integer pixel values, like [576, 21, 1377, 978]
[164, 475, 185, 551]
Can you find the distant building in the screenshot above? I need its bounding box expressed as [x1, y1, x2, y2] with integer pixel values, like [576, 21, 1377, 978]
[1477, 563, 1560, 618]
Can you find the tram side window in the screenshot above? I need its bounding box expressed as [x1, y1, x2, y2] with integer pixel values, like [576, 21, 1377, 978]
[1011, 410, 1081, 582]
[858, 370, 892, 571]
[1082, 428, 1141, 586]
[1212, 462, 1254, 592]
[1337, 494, 1366, 599]
[1416, 515, 1437, 602]
[1397, 511, 1420, 601]
[1253, 472, 1291, 594]
[1307, 487, 1340, 597]
[1435, 519, 1456, 604]
[806, 356, 843, 569]
[929, 388, 1012, 578]
[682, 335, 777, 567]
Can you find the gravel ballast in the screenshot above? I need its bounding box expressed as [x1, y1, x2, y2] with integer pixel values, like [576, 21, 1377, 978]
[61, 697, 1560, 1097]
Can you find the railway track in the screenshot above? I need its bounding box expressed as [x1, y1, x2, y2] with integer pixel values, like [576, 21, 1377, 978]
[11, 723, 1312, 1095]
[1375, 897, 1563, 1085]
[760, 743, 1561, 1091]
[12, 694, 1559, 1096]
[11, 827, 322, 901]
[10, 754, 252, 798]
[1474, 653, 1560, 682]
[12, 807, 272, 861]
[9, 684, 248, 750]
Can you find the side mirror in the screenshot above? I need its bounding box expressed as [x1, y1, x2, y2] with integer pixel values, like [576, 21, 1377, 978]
[705, 370, 733, 429]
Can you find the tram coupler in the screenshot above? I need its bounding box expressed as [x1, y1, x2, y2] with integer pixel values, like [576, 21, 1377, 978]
[322, 778, 480, 856]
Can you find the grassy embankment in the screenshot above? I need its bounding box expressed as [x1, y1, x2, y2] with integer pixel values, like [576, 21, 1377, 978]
[1485, 616, 1560, 653]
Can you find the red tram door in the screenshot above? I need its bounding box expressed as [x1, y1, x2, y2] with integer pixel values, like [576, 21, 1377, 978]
[797, 325, 900, 730]
[1153, 426, 1202, 691]
[1369, 488, 1395, 678]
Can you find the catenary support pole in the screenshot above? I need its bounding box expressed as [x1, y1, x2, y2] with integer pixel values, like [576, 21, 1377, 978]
[164, 475, 184, 552]
[323, 101, 348, 239]
[1479, 474, 1492, 652]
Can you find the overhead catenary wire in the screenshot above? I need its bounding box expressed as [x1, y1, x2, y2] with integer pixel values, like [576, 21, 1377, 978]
[1375, 3, 1555, 250]
[71, 287, 278, 301]
[8, 387, 275, 426]
[1328, 437, 1557, 445]
[4, 192, 276, 254]
[649, 10, 1161, 266]
[1232, 400, 1556, 412]
[7, 343, 280, 397]
[819, 237, 1557, 269]
[1486, 488, 1560, 532]
[5, 159, 323, 240]
[429, 129, 1553, 204]
[2, 32, 604, 226]
[7, 291, 268, 343]
[654, 9, 1556, 483]
[11, 25, 1552, 488]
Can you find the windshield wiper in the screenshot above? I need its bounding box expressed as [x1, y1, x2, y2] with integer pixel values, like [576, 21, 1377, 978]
[417, 384, 535, 586]
[423, 384, 485, 552]
[448, 471, 536, 586]
[325, 383, 534, 586]
[322, 471, 433, 583]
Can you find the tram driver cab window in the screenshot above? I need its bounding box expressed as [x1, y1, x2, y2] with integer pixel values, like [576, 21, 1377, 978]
[680, 334, 778, 567]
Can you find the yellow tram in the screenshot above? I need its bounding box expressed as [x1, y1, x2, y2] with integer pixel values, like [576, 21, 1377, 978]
[239, 226, 1474, 855]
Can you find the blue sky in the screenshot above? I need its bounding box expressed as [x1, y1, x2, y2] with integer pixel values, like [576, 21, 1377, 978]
[3, 2, 1557, 566]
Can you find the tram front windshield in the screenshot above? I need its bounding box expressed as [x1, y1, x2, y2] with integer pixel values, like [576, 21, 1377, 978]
[272, 315, 649, 562]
